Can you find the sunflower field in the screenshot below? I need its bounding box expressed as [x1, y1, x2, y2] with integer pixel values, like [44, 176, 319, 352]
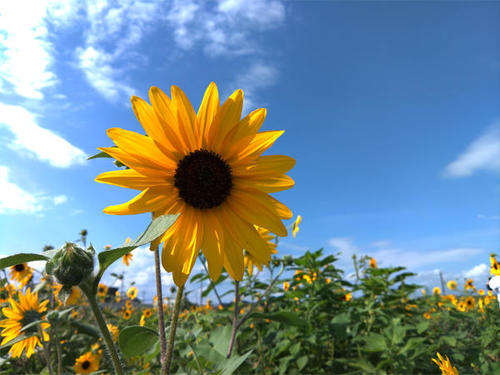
[0, 84, 499, 375]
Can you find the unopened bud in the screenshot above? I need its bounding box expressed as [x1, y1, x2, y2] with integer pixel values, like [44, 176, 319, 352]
[45, 242, 94, 287]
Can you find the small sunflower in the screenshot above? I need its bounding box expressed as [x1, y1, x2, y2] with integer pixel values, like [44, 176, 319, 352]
[490, 256, 500, 276]
[125, 300, 132, 309]
[96, 83, 294, 287]
[465, 296, 475, 310]
[432, 287, 441, 296]
[283, 281, 290, 292]
[143, 308, 153, 318]
[123, 309, 132, 320]
[127, 286, 138, 300]
[432, 352, 459, 375]
[0, 288, 50, 358]
[122, 252, 133, 266]
[292, 215, 302, 238]
[115, 290, 121, 303]
[9, 264, 33, 286]
[369, 258, 377, 269]
[74, 351, 100, 374]
[244, 226, 277, 275]
[344, 292, 352, 302]
[97, 284, 108, 298]
[464, 279, 474, 290]
[0, 284, 15, 304]
[447, 280, 457, 290]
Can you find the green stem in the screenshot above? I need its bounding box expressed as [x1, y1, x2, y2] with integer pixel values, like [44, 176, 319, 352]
[165, 285, 184, 374]
[227, 281, 240, 358]
[153, 245, 168, 374]
[352, 255, 360, 284]
[82, 287, 123, 375]
[188, 344, 205, 375]
[39, 326, 54, 375]
[52, 325, 62, 375]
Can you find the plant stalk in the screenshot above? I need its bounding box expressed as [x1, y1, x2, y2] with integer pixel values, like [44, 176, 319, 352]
[82, 288, 123, 375]
[200, 258, 224, 307]
[165, 284, 184, 374]
[227, 281, 240, 358]
[153, 244, 168, 374]
[39, 326, 54, 375]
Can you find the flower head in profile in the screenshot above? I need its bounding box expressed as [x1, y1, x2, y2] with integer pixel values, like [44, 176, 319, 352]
[447, 280, 457, 290]
[432, 287, 441, 296]
[292, 215, 302, 238]
[122, 252, 133, 266]
[0, 288, 50, 358]
[432, 352, 459, 375]
[9, 264, 33, 286]
[127, 286, 138, 300]
[464, 279, 474, 291]
[490, 255, 500, 276]
[96, 83, 294, 286]
[74, 351, 100, 374]
[369, 257, 377, 269]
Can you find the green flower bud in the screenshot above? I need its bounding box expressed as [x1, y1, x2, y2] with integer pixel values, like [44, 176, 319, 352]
[45, 242, 94, 287]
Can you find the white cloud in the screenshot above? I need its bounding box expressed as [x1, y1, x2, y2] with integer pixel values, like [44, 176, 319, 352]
[463, 263, 488, 279]
[0, 166, 71, 215]
[0, 166, 43, 214]
[0, 103, 86, 168]
[443, 124, 500, 177]
[0, 0, 79, 99]
[53, 195, 68, 205]
[371, 240, 392, 248]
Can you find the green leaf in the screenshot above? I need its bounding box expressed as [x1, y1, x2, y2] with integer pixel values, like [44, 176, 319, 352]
[95, 214, 179, 285]
[336, 358, 377, 373]
[416, 320, 429, 334]
[249, 311, 306, 327]
[70, 321, 100, 338]
[87, 149, 114, 160]
[209, 325, 232, 357]
[440, 336, 457, 347]
[217, 350, 253, 375]
[0, 253, 49, 269]
[363, 333, 387, 352]
[119, 326, 159, 357]
[296, 355, 308, 371]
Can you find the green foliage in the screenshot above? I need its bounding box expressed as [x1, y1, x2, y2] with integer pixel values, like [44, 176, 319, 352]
[119, 326, 159, 357]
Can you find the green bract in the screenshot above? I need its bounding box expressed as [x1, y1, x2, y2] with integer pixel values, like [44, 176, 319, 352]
[45, 242, 94, 287]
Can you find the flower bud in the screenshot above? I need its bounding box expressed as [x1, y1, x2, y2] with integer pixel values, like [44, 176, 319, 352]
[45, 242, 94, 287]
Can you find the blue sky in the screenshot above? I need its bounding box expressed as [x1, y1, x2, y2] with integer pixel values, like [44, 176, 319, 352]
[0, 0, 499, 300]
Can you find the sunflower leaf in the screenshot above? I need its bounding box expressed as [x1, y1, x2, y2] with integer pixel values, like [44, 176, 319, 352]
[119, 326, 159, 357]
[0, 253, 49, 269]
[87, 149, 114, 160]
[217, 349, 253, 375]
[95, 214, 179, 287]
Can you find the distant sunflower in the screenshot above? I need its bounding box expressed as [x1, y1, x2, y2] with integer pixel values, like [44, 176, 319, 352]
[74, 351, 100, 374]
[122, 252, 133, 266]
[107, 323, 119, 342]
[244, 227, 277, 275]
[97, 284, 108, 298]
[369, 258, 377, 269]
[447, 280, 457, 290]
[96, 83, 294, 286]
[464, 279, 474, 291]
[127, 286, 138, 300]
[292, 215, 302, 238]
[433, 287, 441, 296]
[123, 309, 132, 320]
[465, 296, 475, 310]
[125, 300, 132, 309]
[283, 281, 290, 292]
[9, 264, 33, 286]
[0, 288, 50, 358]
[490, 256, 500, 276]
[432, 352, 459, 375]
[143, 308, 153, 318]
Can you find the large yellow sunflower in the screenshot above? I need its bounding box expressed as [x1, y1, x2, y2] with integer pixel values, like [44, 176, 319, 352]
[9, 264, 33, 286]
[96, 83, 294, 286]
[0, 288, 50, 358]
[74, 351, 100, 374]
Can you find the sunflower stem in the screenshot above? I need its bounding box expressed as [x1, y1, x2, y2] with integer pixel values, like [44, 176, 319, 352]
[165, 285, 184, 374]
[152, 244, 168, 374]
[200, 257, 223, 307]
[227, 281, 240, 358]
[52, 325, 62, 375]
[81, 287, 123, 375]
[38, 325, 54, 375]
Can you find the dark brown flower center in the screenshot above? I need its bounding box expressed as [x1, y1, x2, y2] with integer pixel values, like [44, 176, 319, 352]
[174, 149, 232, 209]
[14, 264, 25, 272]
[82, 360, 90, 369]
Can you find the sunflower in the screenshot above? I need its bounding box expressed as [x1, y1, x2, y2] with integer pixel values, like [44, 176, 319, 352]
[432, 352, 459, 375]
[95, 83, 294, 286]
[74, 351, 100, 374]
[369, 258, 377, 269]
[447, 280, 457, 290]
[53, 284, 81, 305]
[464, 279, 474, 290]
[344, 292, 352, 302]
[292, 215, 302, 238]
[244, 226, 277, 275]
[0, 288, 50, 358]
[107, 323, 119, 342]
[97, 284, 108, 298]
[123, 310, 132, 320]
[127, 286, 138, 300]
[115, 290, 121, 303]
[143, 308, 153, 318]
[490, 256, 500, 276]
[465, 296, 475, 310]
[9, 264, 33, 286]
[283, 281, 290, 292]
[0, 284, 15, 304]
[125, 300, 132, 309]
[122, 252, 133, 266]
[432, 287, 441, 296]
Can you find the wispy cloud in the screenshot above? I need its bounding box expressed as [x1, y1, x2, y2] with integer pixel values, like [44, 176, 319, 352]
[0, 103, 86, 167]
[0, 166, 67, 215]
[443, 124, 500, 177]
[0, 0, 78, 99]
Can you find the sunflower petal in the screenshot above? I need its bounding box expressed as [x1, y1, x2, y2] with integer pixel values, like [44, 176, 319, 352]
[171, 85, 199, 150]
[103, 186, 177, 215]
[96, 169, 170, 190]
[198, 82, 220, 146]
[209, 89, 243, 151]
[232, 130, 284, 163]
[235, 174, 295, 193]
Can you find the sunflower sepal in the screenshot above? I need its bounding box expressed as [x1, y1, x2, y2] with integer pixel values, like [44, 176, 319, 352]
[45, 242, 94, 287]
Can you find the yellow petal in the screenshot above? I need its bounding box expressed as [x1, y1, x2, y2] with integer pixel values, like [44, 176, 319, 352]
[171, 85, 199, 150]
[232, 130, 284, 164]
[222, 108, 266, 159]
[235, 155, 296, 177]
[208, 89, 243, 151]
[103, 185, 177, 215]
[197, 82, 220, 146]
[98, 147, 168, 177]
[235, 175, 295, 193]
[96, 169, 170, 190]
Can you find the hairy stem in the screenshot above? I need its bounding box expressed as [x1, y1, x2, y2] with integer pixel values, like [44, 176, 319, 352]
[165, 285, 184, 374]
[153, 245, 168, 374]
[200, 258, 223, 307]
[227, 281, 240, 358]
